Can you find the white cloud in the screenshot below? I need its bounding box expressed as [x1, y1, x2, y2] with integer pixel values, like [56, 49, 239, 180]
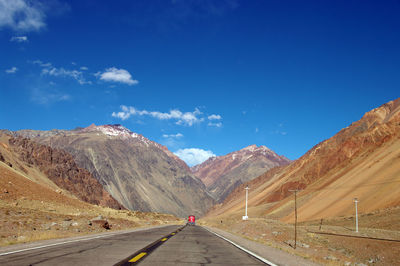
[208, 114, 222, 120]
[112, 111, 131, 120]
[0, 0, 46, 32]
[80, 66, 88, 70]
[162, 133, 183, 138]
[32, 60, 90, 85]
[10, 36, 28, 42]
[32, 60, 52, 67]
[97, 67, 138, 85]
[207, 114, 222, 127]
[5, 66, 17, 74]
[208, 122, 222, 128]
[174, 148, 215, 167]
[42, 67, 90, 85]
[112, 105, 204, 126]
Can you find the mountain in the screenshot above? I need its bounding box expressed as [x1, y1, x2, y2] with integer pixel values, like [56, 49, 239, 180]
[0, 134, 181, 246]
[206, 98, 400, 222]
[13, 124, 214, 217]
[191, 144, 290, 202]
[0, 132, 123, 210]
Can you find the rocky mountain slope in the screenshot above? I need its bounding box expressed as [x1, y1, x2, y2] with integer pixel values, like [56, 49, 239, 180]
[191, 145, 290, 202]
[206, 98, 400, 222]
[0, 155, 180, 247]
[13, 124, 214, 217]
[0, 132, 123, 209]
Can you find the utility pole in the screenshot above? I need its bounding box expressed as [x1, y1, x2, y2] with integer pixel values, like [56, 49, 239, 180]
[242, 186, 249, 220]
[289, 189, 301, 249]
[354, 198, 359, 233]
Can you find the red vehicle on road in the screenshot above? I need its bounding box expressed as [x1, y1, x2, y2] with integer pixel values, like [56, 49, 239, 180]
[187, 215, 195, 225]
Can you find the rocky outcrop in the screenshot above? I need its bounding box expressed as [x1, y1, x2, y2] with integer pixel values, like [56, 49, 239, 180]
[7, 135, 124, 210]
[192, 144, 290, 202]
[90, 215, 111, 229]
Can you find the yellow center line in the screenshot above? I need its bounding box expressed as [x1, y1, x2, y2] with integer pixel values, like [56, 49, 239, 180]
[161, 238, 168, 241]
[171, 233, 175, 235]
[128, 252, 147, 262]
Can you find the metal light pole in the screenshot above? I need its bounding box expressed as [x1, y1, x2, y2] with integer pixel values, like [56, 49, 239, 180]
[354, 198, 359, 233]
[242, 186, 249, 220]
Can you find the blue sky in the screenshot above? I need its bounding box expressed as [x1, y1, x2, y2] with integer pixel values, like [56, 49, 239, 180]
[1, 0, 399, 166]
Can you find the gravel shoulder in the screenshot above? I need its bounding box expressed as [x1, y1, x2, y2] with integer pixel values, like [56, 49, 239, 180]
[203, 226, 321, 266]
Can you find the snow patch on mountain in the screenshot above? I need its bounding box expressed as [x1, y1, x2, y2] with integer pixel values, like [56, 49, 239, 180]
[82, 124, 154, 147]
[80, 124, 190, 170]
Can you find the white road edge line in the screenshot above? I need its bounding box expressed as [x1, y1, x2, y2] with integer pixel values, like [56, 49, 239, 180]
[0, 226, 168, 257]
[0, 232, 123, 256]
[203, 226, 278, 266]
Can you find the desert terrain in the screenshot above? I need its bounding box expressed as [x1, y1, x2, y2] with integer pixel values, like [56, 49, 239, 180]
[0, 99, 398, 265]
[0, 160, 181, 247]
[200, 206, 400, 265]
[201, 98, 400, 265]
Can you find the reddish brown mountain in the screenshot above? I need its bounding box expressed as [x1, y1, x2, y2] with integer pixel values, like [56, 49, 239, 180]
[192, 145, 290, 202]
[206, 98, 400, 222]
[13, 124, 214, 217]
[0, 133, 123, 209]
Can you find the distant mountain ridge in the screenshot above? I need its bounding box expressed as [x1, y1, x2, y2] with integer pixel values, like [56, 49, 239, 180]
[13, 124, 214, 217]
[191, 144, 290, 202]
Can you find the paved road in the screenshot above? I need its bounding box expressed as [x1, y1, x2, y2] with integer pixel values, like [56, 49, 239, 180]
[138, 225, 265, 265]
[0, 225, 266, 265]
[0, 225, 181, 266]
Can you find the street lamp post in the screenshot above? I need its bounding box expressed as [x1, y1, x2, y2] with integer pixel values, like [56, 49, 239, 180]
[242, 186, 249, 220]
[354, 198, 359, 233]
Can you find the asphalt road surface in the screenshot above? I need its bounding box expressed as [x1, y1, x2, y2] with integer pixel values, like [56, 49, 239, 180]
[0, 225, 267, 265]
[136, 225, 265, 266]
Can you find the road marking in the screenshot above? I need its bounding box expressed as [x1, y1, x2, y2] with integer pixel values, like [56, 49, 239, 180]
[114, 225, 186, 265]
[128, 252, 147, 262]
[203, 227, 278, 266]
[0, 232, 130, 256]
[0, 225, 171, 257]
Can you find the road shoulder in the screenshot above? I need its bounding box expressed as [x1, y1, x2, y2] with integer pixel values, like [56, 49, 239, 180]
[203, 226, 321, 266]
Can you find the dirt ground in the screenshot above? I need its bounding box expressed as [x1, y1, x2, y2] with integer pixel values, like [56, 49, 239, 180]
[0, 162, 183, 247]
[0, 201, 182, 246]
[200, 207, 400, 265]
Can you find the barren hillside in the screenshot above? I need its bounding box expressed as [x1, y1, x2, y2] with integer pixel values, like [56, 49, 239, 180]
[206, 98, 400, 222]
[0, 133, 123, 209]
